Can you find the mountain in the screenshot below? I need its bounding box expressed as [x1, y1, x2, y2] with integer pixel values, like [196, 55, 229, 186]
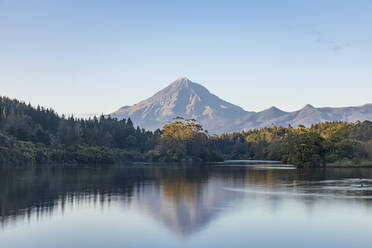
[110, 77, 249, 132]
[110, 78, 372, 134]
[228, 104, 372, 133]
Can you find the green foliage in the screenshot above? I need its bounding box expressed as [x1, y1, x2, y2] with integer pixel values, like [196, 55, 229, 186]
[0, 97, 222, 165]
[281, 132, 326, 167]
[350, 121, 372, 141]
[0, 96, 157, 166]
[154, 117, 222, 162]
[1, 95, 372, 167]
[214, 121, 372, 167]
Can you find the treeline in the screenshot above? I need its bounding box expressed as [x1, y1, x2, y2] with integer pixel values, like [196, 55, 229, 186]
[0, 96, 158, 165]
[148, 117, 222, 162]
[1, 95, 372, 167]
[0, 96, 220, 165]
[214, 121, 372, 167]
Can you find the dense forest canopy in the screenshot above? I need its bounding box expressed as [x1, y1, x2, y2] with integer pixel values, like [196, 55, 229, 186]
[151, 117, 222, 162]
[1, 96, 372, 167]
[214, 121, 372, 166]
[0, 96, 158, 164]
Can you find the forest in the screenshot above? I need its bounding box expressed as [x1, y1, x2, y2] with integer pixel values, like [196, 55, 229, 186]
[1, 96, 372, 167]
[214, 121, 372, 167]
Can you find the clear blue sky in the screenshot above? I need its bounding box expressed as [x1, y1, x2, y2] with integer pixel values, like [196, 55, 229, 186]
[1, 0, 371, 116]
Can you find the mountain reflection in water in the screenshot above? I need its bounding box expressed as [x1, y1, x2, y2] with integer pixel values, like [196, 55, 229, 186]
[1, 164, 372, 245]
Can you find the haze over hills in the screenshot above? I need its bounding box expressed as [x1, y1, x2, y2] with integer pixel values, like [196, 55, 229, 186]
[110, 78, 372, 134]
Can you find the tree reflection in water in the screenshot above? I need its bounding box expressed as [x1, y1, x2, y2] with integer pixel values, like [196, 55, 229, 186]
[1, 165, 372, 237]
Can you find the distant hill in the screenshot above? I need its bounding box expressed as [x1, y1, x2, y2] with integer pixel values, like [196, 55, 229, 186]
[110, 78, 372, 134]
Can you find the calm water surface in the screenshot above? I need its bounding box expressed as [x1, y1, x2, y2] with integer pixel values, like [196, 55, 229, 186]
[1, 162, 372, 248]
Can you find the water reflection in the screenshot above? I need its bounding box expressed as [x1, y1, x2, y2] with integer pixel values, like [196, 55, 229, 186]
[1, 165, 372, 239]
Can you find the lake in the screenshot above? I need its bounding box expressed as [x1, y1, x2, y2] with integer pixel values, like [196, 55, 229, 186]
[1, 162, 372, 248]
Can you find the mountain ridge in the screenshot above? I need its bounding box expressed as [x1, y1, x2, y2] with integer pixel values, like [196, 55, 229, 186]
[111, 77, 249, 132]
[110, 78, 372, 134]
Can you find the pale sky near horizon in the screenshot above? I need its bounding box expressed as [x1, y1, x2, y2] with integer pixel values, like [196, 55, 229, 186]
[1, 0, 372, 116]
